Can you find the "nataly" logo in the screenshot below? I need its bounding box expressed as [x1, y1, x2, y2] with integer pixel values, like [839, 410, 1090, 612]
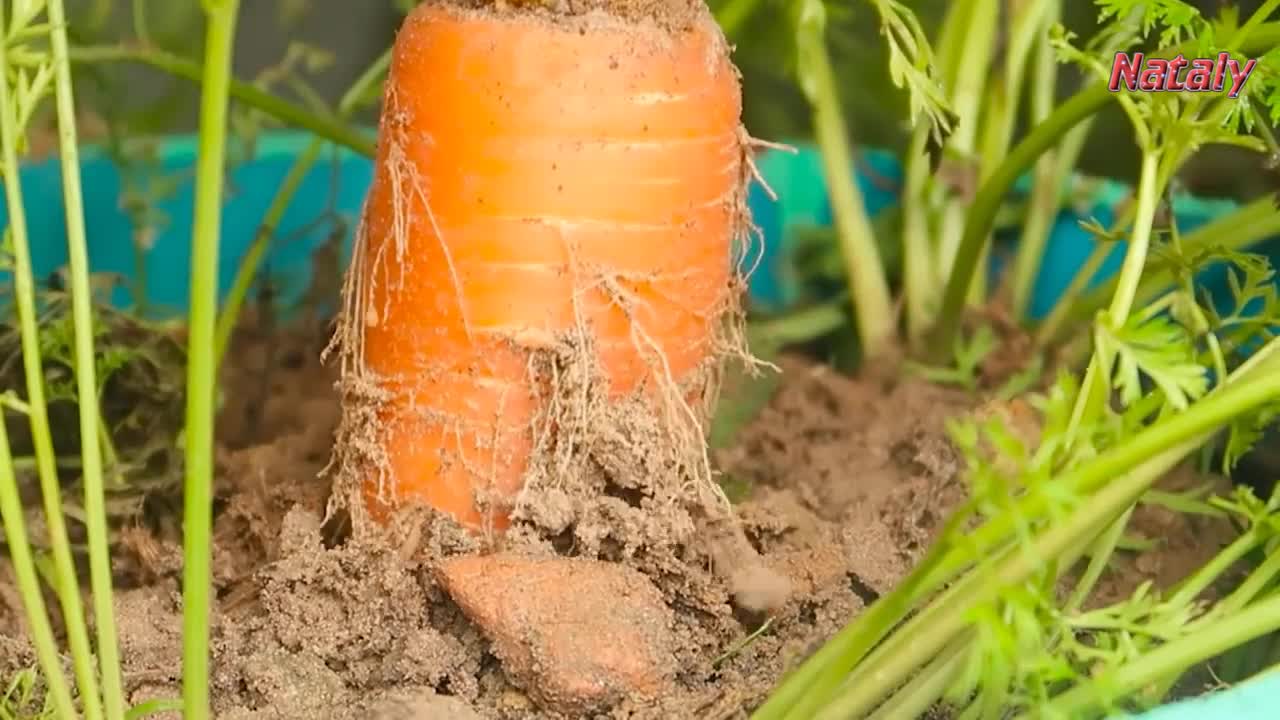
[1108, 52, 1258, 97]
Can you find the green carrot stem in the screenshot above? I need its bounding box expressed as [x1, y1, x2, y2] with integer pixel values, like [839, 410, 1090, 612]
[66, 45, 374, 157]
[935, 0, 998, 282]
[1142, 518, 1280, 701]
[757, 340, 1280, 718]
[795, 8, 894, 357]
[816, 477, 1126, 718]
[0, 418, 77, 719]
[1230, 0, 1280, 53]
[1068, 195, 1280, 331]
[182, 2, 241, 717]
[213, 48, 389, 372]
[864, 633, 971, 720]
[211, 140, 320, 370]
[46, 1, 127, 715]
[816, 404, 1259, 720]
[928, 83, 1111, 359]
[901, 125, 935, 344]
[1007, 3, 1065, 318]
[130, 0, 152, 45]
[1167, 527, 1267, 610]
[1034, 592, 1280, 718]
[969, 81, 1005, 304]
[748, 301, 848, 347]
[1065, 505, 1133, 612]
[1215, 542, 1280, 615]
[825, 496, 1103, 720]
[0, 8, 104, 717]
[1062, 150, 1162, 443]
[968, 0, 1050, 308]
[1107, 152, 1163, 321]
[930, 22, 1280, 356]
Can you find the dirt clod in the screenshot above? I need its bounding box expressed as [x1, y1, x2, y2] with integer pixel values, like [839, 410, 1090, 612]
[436, 553, 676, 715]
[704, 517, 793, 615]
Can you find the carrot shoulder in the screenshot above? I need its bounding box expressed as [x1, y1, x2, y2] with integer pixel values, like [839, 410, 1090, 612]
[327, 0, 749, 535]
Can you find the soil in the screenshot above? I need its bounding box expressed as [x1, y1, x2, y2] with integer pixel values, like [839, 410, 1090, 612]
[0, 318, 1245, 719]
[448, 0, 707, 31]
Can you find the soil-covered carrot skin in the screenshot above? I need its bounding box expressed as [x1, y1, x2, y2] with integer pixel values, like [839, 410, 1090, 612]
[456, 0, 706, 29]
[329, 0, 747, 532]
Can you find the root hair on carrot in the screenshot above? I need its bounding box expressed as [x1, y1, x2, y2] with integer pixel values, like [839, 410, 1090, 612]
[317, 0, 791, 615]
[321, 84, 478, 532]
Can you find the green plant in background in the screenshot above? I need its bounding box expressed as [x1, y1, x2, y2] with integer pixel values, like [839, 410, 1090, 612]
[737, 0, 1280, 717]
[45, 0, 125, 714]
[0, 1, 112, 718]
[785, 0, 954, 358]
[2, 0, 388, 715]
[2, 1, 384, 717]
[212, 47, 389, 372]
[178, 0, 240, 716]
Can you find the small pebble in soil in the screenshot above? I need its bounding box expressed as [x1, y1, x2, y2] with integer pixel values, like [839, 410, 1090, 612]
[435, 552, 676, 715]
[727, 562, 793, 616]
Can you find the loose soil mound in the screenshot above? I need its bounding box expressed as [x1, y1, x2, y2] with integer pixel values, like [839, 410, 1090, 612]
[0, 324, 1242, 719]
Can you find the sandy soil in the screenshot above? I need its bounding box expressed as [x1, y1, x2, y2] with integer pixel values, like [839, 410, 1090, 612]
[0, 312, 1246, 719]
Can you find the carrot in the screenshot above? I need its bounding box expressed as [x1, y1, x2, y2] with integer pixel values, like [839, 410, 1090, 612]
[326, 0, 752, 535]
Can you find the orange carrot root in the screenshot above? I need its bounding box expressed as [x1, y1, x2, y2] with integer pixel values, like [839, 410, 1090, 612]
[324, 0, 756, 538]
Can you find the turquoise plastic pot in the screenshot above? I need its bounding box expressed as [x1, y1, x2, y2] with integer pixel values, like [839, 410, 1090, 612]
[1118, 669, 1280, 720]
[1, 132, 1266, 324]
[0, 133, 371, 316]
[1, 131, 1277, 718]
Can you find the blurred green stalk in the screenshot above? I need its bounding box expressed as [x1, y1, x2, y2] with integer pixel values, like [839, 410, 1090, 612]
[0, 406, 76, 719]
[68, 45, 374, 157]
[47, 0, 127, 715]
[182, 1, 242, 717]
[714, 0, 764, 37]
[0, 5, 104, 717]
[214, 47, 391, 372]
[793, 0, 894, 358]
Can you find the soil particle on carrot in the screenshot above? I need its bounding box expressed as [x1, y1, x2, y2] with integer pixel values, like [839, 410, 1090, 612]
[451, 0, 707, 30]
